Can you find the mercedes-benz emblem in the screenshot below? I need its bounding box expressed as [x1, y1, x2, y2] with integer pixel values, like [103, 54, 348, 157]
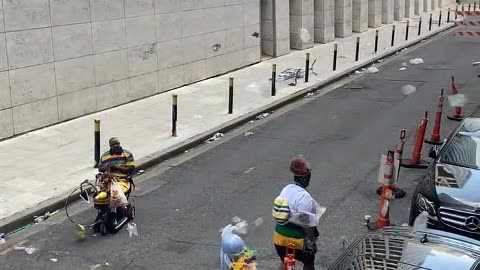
[465, 216, 480, 231]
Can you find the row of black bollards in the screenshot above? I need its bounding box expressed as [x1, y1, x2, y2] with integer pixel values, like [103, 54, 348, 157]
[93, 7, 455, 162]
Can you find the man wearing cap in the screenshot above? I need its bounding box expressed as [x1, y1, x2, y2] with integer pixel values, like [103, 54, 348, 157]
[272, 156, 321, 270]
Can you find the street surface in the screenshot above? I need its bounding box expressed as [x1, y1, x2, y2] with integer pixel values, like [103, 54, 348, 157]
[1, 31, 480, 270]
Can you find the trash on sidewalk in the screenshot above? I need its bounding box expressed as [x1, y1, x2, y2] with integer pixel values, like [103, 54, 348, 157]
[448, 94, 467, 107]
[33, 209, 60, 223]
[409, 58, 424, 65]
[50, 258, 58, 262]
[206, 133, 224, 143]
[244, 132, 254, 137]
[398, 67, 406, 71]
[127, 223, 138, 237]
[0, 232, 5, 245]
[15, 246, 38, 255]
[304, 92, 314, 98]
[255, 113, 270, 120]
[354, 70, 363, 75]
[243, 167, 255, 174]
[271, 68, 305, 81]
[137, 169, 145, 175]
[401, 84, 417, 95]
[253, 218, 263, 227]
[367, 67, 379, 74]
[76, 224, 86, 240]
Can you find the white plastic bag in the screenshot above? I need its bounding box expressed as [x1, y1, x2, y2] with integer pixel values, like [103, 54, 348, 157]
[109, 181, 128, 208]
[288, 204, 326, 227]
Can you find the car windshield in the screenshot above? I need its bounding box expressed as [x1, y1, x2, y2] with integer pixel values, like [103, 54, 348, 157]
[441, 119, 480, 170]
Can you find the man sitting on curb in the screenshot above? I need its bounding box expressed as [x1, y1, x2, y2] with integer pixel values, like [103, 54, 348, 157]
[272, 156, 323, 270]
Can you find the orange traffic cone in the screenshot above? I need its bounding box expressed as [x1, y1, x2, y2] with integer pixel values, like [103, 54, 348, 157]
[376, 150, 395, 229]
[447, 76, 464, 121]
[426, 89, 445, 145]
[376, 130, 406, 199]
[400, 111, 430, 169]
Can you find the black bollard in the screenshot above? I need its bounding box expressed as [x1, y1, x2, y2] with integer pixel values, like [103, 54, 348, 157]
[406, 20, 410, 41]
[94, 119, 100, 168]
[475, 2, 477, 11]
[355, 37, 360, 62]
[391, 25, 395, 46]
[439, 11, 442, 27]
[172, 95, 177, 137]
[305, 53, 310, 82]
[228, 78, 233, 114]
[429, 14, 432, 31]
[418, 17, 422, 36]
[469, 3, 471, 11]
[447, 8, 451, 23]
[456, 6, 458, 20]
[271, 64, 276, 96]
[333, 44, 338, 71]
[374, 30, 379, 53]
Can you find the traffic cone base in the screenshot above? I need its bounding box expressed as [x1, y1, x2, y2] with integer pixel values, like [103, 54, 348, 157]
[447, 115, 464, 121]
[424, 138, 444, 145]
[400, 158, 429, 169]
[376, 186, 406, 198]
[376, 216, 390, 229]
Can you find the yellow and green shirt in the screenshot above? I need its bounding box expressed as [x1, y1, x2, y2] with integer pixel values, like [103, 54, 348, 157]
[98, 149, 135, 178]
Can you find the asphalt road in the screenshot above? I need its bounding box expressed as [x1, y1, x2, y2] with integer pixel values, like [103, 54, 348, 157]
[1, 30, 480, 270]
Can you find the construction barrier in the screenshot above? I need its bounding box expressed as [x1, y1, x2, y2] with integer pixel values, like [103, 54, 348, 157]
[447, 76, 464, 121]
[454, 11, 480, 42]
[425, 89, 445, 145]
[376, 150, 396, 229]
[400, 111, 430, 169]
[376, 130, 406, 199]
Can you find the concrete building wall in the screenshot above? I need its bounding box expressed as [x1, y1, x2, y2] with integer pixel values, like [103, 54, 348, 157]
[314, 0, 335, 43]
[261, 0, 290, 57]
[290, 0, 314, 50]
[353, 0, 368, 33]
[0, 0, 261, 139]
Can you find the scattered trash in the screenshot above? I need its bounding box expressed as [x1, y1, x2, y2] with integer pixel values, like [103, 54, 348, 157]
[232, 216, 242, 223]
[473, 62, 480, 66]
[137, 169, 145, 175]
[233, 220, 248, 235]
[398, 67, 406, 71]
[304, 92, 314, 98]
[33, 210, 59, 223]
[401, 223, 409, 227]
[248, 120, 254, 124]
[409, 58, 424, 65]
[361, 68, 366, 71]
[89, 263, 109, 270]
[15, 246, 37, 255]
[175, 208, 180, 212]
[354, 70, 362, 75]
[184, 150, 189, 153]
[76, 224, 86, 240]
[448, 94, 467, 107]
[206, 133, 224, 143]
[378, 59, 384, 63]
[243, 167, 255, 174]
[50, 258, 58, 263]
[271, 68, 304, 81]
[255, 113, 270, 120]
[253, 218, 264, 227]
[364, 215, 372, 226]
[366, 66, 379, 74]
[127, 223, 138, 237]
[193, 114, 203, 119]
[0, 232, 5, 239]
[401, 84, 417, 95]
[244, 132, 254, 137]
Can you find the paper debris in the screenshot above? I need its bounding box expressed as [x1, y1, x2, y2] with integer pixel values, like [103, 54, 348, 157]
[127, 223, 138, 237]
[398, 67, 406, 71]
[254, 218, 264, 227]
[401, 84, 417, 95]
[367, 67, 379, 74]
[472, 62, 480, 66]
[305, 92, 314, 98]
[244, 132, 254, 137]
[409, 58, 424, 65]
[50, 258, 58, 262]
[206, 133, 224, 143]
[243, 167, 255, 174]
[255, 113, 270, 120]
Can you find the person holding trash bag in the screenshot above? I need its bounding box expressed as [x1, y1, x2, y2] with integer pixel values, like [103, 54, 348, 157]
[272, 156, 324, 270]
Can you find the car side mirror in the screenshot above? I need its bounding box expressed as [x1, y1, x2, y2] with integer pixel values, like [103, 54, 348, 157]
[428, 147, 438, 159]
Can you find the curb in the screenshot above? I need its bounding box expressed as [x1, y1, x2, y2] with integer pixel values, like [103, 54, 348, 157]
[0, 23, 456, 236]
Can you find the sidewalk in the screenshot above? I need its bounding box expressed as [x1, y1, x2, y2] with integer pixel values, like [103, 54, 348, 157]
[0, 6, 456, 230]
